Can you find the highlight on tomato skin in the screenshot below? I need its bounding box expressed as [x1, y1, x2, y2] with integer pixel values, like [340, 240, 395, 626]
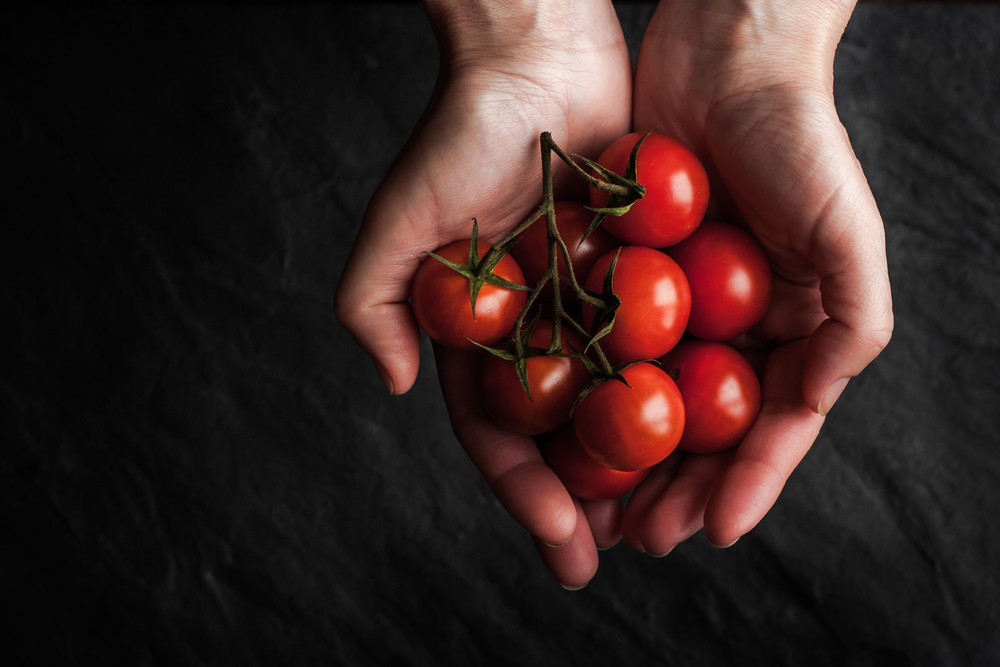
[660, 340, 762, 454]
[509, 201, 620, 305]
[588, 130, 710, 248]
[573, 362, 685, 472]
[410, 239, 527, 350]
[664, 221, 773, 342]
[539, 423, 651, 501]
[481, 320, 591, 436]
[580, 246, 691, 363]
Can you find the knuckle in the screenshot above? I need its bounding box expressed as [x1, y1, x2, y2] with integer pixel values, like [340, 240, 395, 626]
[332, 282, 360, 328]
[869, 308, 894, 352]
[863, 319, 893, 355]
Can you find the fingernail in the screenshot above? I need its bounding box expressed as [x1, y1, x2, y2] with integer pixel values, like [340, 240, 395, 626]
[560, 582, 587, 591]
[650, 545, 675, 558]
[818, 377, 850, 417]
[543, 536, 573, 548]
[709, 537, 740, 549]
[373, 359, 395, 395]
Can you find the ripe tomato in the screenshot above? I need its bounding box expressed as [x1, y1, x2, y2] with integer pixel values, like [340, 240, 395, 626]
[481, 320, 591, 435]
[573, 362, 685, 472]
[580, 246, 690, 362]
[660, 341, 762, 454]
[588, 131, 709, 248]
[509, 201, 619, 305]
[540, 423, 650, 500]
[410, 239, 526, 350]
[665, 221, 772, 342]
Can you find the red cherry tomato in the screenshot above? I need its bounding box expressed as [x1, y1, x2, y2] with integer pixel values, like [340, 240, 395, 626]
[410, 240, 527, 350]
[509, 201, 620, 305]
[660, 341, 762, 454]
[540, 423, 650, 500]
[589, 131, 709, 248]
[481, 320, 591, 435]
[665, 221, 772, 342]
[580, 246, 691, 362]
[573, 362, 685, 472]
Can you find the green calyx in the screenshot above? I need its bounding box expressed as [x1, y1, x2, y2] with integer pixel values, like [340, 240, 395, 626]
[583, 247, 623, 351]
[578, 131, 650, 245]
[424, 219, 530, 320]
[569, 353, 654, 418]
[472, 312, 571, 401]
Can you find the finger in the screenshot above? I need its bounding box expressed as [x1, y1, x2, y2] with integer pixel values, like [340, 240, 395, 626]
[435, 344, 577, 546]
[632, 449, 735, 558]
[621, 450, 684, 552]
[581, 498, 624, 550]
[533, 497, 599, 590]
[751, 275, 828, 346]
[333, 181, 435, 396]
[334, 281, 421, 395]
[703, 339, 824, 547]
[735, 347, 769, 384]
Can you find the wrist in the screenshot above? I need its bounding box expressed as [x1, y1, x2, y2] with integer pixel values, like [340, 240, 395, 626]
[647, 0, 856, 68]
[422, 0, 620, 69]
[639, 0, 857, 111]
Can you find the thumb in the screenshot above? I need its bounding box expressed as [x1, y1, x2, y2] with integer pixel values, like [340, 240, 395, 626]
[333, 70, 536, 395]
[334, 199, 424, 395]
[333, 90, 450, 396]
[802, 163, 894, 415]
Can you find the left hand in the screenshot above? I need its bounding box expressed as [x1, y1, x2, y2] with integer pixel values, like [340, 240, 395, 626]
[621, 0, 894, 555]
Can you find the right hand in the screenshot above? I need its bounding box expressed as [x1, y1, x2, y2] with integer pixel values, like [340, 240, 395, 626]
[335, 0, 633, 588]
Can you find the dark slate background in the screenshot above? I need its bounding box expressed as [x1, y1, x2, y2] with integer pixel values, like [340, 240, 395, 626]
[2, 3, 999, 666]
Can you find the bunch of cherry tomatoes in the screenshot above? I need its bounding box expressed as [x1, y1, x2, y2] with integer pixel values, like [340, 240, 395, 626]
[410, 131, 772, 501]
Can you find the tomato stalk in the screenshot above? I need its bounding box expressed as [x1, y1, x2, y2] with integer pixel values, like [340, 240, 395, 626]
[424, 219, 531, 321]
[471, 311, 556, 402]
[490, 132, 646, 379]
[456, 132, 647, 396]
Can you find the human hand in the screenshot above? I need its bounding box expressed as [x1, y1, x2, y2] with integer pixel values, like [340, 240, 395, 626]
[622, 0, 894, 554]
[334, 0, 633, 587]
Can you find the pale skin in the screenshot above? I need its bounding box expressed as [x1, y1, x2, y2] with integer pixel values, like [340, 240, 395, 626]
[335, 0, 893, 589]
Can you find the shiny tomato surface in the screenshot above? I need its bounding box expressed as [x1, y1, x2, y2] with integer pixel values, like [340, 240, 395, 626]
[660, 341, 762, 453]
[482, 320, 591, 435]
[411, 240, 526, 350]
[573, 362, 685, 472]
[581, 246, 690, 362]
[665, 221, 772, 342]
[589, 131, 709, 248]
[540, 423, 650, 500]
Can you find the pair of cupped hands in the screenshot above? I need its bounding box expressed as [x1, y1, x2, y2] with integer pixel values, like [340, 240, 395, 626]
[336, 0, 893, 589]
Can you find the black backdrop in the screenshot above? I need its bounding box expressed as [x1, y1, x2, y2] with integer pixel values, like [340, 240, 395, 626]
[2, 4, 999, 666]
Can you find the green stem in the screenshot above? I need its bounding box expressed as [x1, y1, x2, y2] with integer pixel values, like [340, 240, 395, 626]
[490, 132, 618, 378]
[541, 132, 629, 196]
[493, 206, 544, 252]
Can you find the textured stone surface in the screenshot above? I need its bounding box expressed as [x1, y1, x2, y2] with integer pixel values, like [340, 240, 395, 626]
[1, 4, 998, 665]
